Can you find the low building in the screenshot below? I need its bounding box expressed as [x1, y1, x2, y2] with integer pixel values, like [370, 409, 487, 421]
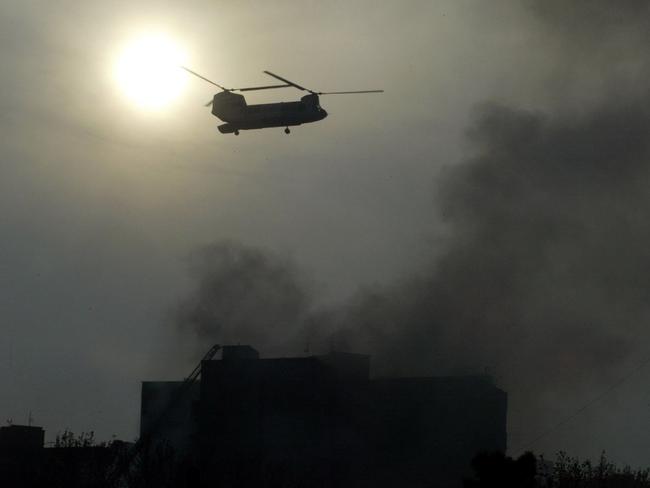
[0, 425, 44, 453]
[0, 425, 45, 487]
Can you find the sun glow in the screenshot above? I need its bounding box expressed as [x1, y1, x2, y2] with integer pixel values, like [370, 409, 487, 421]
[115, 34, 188, 109]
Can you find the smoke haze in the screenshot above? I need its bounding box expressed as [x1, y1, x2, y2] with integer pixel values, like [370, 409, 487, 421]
[4, 0, 650, 467]
[175, 242, 311, 356]
[175, 0, 650, 461]
[177, 92, 650, 454]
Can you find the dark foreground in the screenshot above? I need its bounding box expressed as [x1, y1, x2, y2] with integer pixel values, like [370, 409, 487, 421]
[3, 439, 650, 488]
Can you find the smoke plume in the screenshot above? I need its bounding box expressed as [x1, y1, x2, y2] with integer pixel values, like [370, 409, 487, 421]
[174, 0, 650, 455]
[175, 241, 311, 356]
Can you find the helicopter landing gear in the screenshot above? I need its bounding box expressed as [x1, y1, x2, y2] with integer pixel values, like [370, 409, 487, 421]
[234, 130, 240, 136]
[284, 127, 290, 134]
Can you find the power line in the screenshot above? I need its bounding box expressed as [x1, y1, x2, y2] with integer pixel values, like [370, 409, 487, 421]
[513, 354, 650, 452]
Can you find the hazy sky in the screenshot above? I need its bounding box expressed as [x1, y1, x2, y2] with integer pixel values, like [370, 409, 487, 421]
[3, 0, 650, 466]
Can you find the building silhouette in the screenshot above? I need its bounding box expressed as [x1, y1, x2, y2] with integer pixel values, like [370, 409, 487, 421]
[141, 346, 507, 487]
[0, 424, 44, 452]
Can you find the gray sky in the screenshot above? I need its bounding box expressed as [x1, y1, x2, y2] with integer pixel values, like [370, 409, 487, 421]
[3, 0, 650, 466]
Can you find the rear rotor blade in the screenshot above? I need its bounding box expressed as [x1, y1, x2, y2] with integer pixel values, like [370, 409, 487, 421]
[263, 71, 308, 91]
[181, 66, 228, 91]
[236, 84, 291, 92]
[204, 99, 214, 107]
[317, 90, 384, 95]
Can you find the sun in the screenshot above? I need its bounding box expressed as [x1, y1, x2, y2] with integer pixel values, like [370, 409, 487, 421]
[114, 34, 188, 110]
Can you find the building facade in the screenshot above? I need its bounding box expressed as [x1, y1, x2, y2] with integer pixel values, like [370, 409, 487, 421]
[141, 346, 507, 487]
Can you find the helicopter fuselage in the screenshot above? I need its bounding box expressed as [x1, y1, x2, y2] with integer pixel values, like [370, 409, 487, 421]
[211, 91, 327, 134]
[182, 67, 382, 134]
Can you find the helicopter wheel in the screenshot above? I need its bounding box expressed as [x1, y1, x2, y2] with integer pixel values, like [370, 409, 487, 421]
[234, 130, 240, 136]
[284, 127, 290, 134]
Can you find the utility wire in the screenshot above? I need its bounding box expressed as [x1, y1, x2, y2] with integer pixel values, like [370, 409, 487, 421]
[513, 354, 650, 452]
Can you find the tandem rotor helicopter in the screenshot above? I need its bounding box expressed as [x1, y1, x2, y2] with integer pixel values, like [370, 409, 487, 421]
[182, 67, 383, 135]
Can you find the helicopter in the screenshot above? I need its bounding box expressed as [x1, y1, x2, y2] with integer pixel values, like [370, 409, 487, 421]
[182, 67, 383, 135]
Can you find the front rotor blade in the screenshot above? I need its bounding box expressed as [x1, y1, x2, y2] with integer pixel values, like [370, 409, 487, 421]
[236, 84, 291, 92]
[263, 71, 307, 91]
[204, 99, 214, 107]
[181, 66, 228, 91]
[318, 90, 384, 95]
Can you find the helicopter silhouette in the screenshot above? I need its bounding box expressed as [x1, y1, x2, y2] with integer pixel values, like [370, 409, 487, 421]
[182, 67, 383, 135]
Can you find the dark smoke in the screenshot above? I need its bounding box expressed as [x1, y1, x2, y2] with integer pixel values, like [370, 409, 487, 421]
[175, 241, 311, 356]
[530, 0, 650, 32]
[526, 0, 650, 107]
[176, 93, 650, 417]
[174, 0, 650, 454]
[320, 98, 650, 384]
